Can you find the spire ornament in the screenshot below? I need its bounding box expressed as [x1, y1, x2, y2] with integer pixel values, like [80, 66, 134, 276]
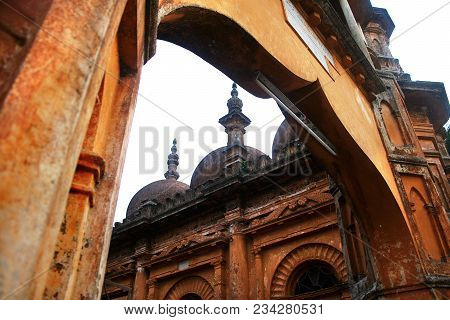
[164, 139, 180, 180]
[219, 83, 251, 148]
[227, 83, 244, 112]
[219, 83, 251, 175]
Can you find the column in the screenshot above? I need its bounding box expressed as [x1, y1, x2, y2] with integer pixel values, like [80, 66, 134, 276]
[72, 0, 147, 298]
[228, 224, 249, 299]
[254, 249, 264, 300]
[132, 265, 149, 300]
[146, 279, 158, 300]
[213, 260, 226, 299]
[43, 152, 104, 299]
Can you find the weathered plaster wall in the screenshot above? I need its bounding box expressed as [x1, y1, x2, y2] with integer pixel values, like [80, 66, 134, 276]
[0, 0, 129, 299]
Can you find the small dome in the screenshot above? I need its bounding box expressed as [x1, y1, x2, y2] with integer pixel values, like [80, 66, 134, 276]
[190, 146, 267, 189]
[126, 179, 189, 217]
[126, 139, 189, 217]
[272, 120, 306, 160]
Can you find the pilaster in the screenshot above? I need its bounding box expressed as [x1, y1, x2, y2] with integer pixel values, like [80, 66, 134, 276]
[43, 151, 105, 299]
[212, 258, 226, 299]
[146, 279, 158, 300]
[253, 248, 264, 300]
[228, 221, 249, 300]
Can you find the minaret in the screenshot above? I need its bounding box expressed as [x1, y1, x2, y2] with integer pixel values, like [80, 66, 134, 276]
[219, 83, 251, 174]
[164, 139, 180, 180]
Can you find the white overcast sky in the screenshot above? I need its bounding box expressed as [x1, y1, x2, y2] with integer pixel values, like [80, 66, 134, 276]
[114, 0, 450, 222]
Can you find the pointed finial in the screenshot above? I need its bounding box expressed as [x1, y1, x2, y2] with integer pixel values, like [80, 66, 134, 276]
[231, 83, 238, 97]
[227, 82, 243, 111]
[171, 138, 177, 153]
[164, 139, 180, 180]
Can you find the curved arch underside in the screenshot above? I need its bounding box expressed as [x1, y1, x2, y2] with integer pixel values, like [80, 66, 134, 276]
[155, 0, 425, 290]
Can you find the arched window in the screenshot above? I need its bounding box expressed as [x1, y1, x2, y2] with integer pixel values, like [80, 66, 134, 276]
[270, 244, 347, 299]
[289, 261, 339, 295]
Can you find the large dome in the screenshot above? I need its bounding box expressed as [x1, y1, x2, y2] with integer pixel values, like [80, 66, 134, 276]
[272, 120, 306, 160]
[126, 179, 189, 217]
[190, 146, 267, 189]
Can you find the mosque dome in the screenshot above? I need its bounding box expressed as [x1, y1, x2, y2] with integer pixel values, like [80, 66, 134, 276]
[272, 119, 307, 160]
[190, 146, 267, 189]
[190, 83, 269, 189]
[126, 139, 189, 217]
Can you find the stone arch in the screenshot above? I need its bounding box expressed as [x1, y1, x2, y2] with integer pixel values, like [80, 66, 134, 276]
[164, 276, 215, 300]
[156, 5, 311, 98]
[270, 243, 347, 298]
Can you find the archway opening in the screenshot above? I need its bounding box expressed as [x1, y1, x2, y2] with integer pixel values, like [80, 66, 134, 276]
[114, 39, 284, 222]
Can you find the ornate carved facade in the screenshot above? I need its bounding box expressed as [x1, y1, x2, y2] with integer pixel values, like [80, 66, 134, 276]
[105, 84, 352, 299]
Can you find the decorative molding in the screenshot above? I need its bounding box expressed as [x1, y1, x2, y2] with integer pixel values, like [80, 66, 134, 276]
[105, 259, 135, 276]
[70, 150, 106, 207]
[153, 231, 227, 259]
[78, 151, 106, 183]
[250, 188, 333, 227]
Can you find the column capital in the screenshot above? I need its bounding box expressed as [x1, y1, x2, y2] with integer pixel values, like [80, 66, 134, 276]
[146, 278, 158, 287]
[211, 258, 226, 268]
[252, 247, 262, 256]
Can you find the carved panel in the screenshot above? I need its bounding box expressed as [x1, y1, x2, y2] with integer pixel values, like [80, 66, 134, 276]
[250, 187, 333, 227]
